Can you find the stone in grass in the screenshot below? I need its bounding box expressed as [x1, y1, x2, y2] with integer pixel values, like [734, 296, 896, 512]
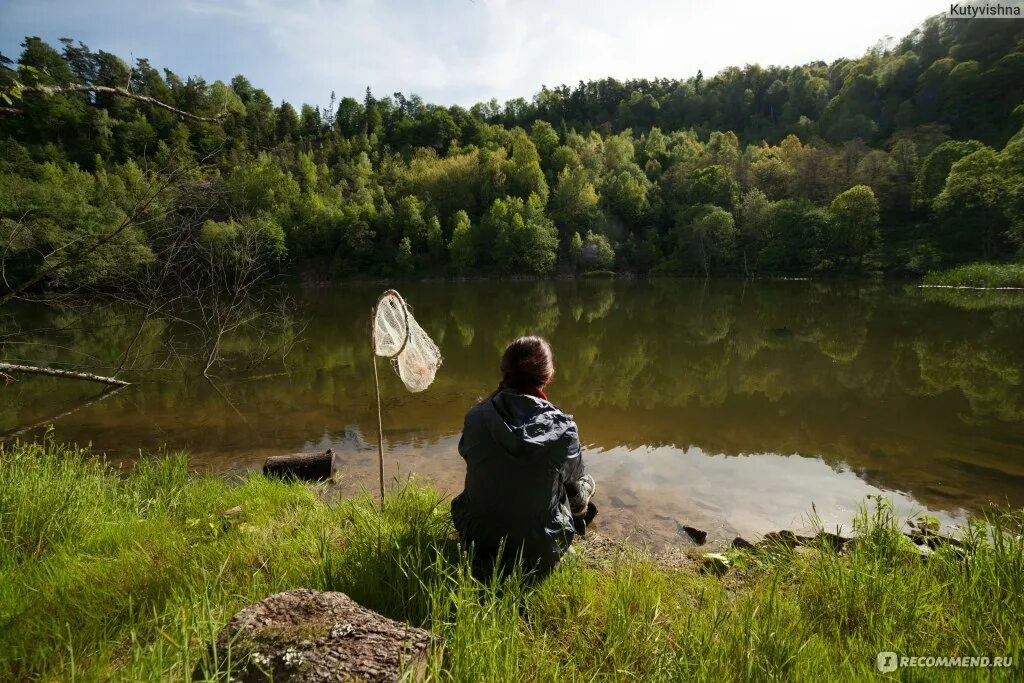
[815, 531, 851, 551]
[731, 536, 755, 550]
[758, 530, 799, 549]
[677, 523, 708, 545]
[907, 529, 965, 550]
[700, 553, 731, 576]
[199, 588, 433, 682]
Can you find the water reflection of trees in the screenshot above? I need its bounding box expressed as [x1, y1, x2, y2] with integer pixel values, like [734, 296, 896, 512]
[4, 279, 1024, 512]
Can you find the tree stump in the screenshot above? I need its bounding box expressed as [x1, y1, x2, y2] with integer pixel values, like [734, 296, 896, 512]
[200, 589, 433, 682]
[263, 449, 335, 481]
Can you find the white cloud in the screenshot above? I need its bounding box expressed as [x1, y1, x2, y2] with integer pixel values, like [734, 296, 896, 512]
[172, 0, 947, 106]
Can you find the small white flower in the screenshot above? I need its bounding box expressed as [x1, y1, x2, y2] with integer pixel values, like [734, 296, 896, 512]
[283, 648, 305, 668]
[330, 623, 355, 638]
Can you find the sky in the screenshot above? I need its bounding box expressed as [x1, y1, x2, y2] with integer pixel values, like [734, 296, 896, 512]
[1, 0, 949, 110]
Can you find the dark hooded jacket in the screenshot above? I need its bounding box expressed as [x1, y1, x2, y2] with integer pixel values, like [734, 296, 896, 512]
[451, 388, 585, 570]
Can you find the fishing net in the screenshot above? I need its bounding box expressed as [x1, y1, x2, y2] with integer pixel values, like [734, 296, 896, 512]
[372, 290, 442, 393]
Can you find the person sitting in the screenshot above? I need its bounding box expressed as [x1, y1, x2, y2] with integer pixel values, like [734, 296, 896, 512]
[451, 335, 596, 577]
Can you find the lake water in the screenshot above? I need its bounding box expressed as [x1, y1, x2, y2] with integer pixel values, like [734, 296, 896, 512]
[4, 279, 1024, 547]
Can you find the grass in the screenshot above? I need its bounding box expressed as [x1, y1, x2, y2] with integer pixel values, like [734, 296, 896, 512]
[923, 262, 1024, 288]
[580, 269, 617, 279]
[1, 439, 1023, 680]
[919, 286, 1024, 310]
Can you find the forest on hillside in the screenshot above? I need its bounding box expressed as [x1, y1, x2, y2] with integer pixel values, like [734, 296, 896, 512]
[1, 14, 1024, 291]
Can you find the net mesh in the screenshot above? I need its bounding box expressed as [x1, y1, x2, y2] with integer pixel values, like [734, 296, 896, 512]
[372, 291, 442, 393]
[372, 292, 408, 358]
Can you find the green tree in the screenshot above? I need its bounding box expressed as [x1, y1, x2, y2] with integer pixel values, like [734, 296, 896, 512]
[737, 188, 770, 275]
[751, 156, 794, 199]
[759, 200, 829, 273]
[275, 102, 299, 141]
[395, 195, 427, 251]
[684, 165, 739, 211]
[335, 96, 365, 137]
[530, 120, 559, 170]
[933, 146, 1012, 259]
[448, 210, 475, 273]
[569, 231, 584, 271]
[550, 166, 601, 240]
[854, 150, 898, 205]
[425, 215, 444, 262]
[199, 215, 286, 266]
[506, 131, 548, 202]
[675, 205, 737, 276]
[487, 194, 559, 274]
[225, 153, 302, 218]
[395, 236, 414, 274]
[7, 22, 1024, 285]
[577, 230, 616, 271]
[914, 139, 986, 207]
[1005, 138, 1024, 253]
[827, 185, 880, 270]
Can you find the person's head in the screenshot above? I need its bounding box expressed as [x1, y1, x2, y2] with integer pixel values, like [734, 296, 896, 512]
[500, 336, 554, 392]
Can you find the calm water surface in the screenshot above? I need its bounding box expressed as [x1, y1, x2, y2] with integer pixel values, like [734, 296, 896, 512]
[4, 280, 1024, 546]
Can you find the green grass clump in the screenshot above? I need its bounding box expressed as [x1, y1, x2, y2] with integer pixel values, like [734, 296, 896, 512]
[920, 286, 1024, 310]
[580, 269, 617, 279]
[923, 262, 1024, 288]
[1, 439, 1022, 680]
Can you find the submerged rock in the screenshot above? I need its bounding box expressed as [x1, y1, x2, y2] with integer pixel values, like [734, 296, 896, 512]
[199, 588, 433, 682]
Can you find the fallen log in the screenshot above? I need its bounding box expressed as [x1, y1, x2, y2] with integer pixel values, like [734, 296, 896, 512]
[198, 588, 434, 682]
[263, 448, 335, 481]
[0, 362, 129, 387]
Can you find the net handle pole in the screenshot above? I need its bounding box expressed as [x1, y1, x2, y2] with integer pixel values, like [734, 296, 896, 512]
[372, 348, 385, 503]
[370, 289, 411, 504]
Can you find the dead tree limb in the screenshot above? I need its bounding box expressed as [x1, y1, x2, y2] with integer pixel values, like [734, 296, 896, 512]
[0, 362, 129, 386]
[2, 84, 228, 123]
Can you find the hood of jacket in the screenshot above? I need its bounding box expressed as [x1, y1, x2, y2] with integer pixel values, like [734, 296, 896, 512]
[481, 389, 577, 458]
